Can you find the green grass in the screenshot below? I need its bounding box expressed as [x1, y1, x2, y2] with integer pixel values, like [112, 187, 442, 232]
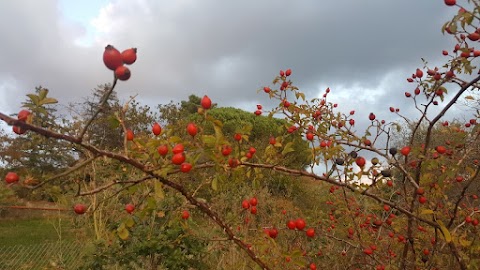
[0, 217, 78, 246]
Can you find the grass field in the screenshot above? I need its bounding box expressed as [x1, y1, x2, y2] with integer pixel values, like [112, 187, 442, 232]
[0, 217, 78, 246]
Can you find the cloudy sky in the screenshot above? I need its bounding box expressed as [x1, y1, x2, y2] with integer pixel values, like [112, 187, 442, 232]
[0, 0, 462, 128]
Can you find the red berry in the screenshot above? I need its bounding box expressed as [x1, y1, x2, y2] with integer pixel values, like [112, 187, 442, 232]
[220, 145, 232, 156]
[306, 132, 314, 141]
[287, 220, 296, 230]
[416, 68, 423, 78]
[234, 133, 242, 141]
[201, 95, 212, 109]
[369, 113, 376, 121]
[268, 228, 278, 239]
[295, 218, 306, 230]
[171, 153, 186, 165]
[121, 48, 137, 65]
[473, 219, 479, 226]
[126, 129, 134, 141]
[466, 216, 472, 223]
[74, 204, 87, 215]
[418, 196, 427, 204]
[242, 200, 250, 209]
[228, 158, 239, 168]
[306, 228, 315, 238]
[436, 146, 446, 154]
[181, 210, 190, 220]
[355, 157, 366, 167]
[363, 248, 373, 255]
[125, 204, 135, 214]
[468, 32, 480, 41]
[152, 122, 162, 136]
[400, 146, 411, 156]
[180, 162, 192, 173]
[115, 66, 131, 81]
[186, 123, 198, 137]
[444, 0, 455, 6]
[249, 197, 258, 206]
[250, 206, 257, 215]
[172, 144, 184, 154]
[263, 86, 271, 93]
[103, 45, 123, 71]
[269, 136, 276, 145]
[157, 145, 168, 156]
[285, 69, 292, 76]
[5, 172, 19, 184]
[17, 109, 31, 121]
[12, 125, 26, 135]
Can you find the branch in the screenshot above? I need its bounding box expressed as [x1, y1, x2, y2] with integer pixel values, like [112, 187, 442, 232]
[447, 165, 480, 228]
[78, 176, 154, 196]
[26, 156, 98, 189]
[425, 74, 480, 150]
[241, 162, 439, 228]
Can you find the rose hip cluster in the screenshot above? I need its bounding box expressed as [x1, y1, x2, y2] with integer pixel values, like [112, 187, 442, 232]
[12, 109, 31, 135]
[103, 45, 137, 81]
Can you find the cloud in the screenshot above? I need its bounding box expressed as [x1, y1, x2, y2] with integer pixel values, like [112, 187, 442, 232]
[0, 0, 460, 126]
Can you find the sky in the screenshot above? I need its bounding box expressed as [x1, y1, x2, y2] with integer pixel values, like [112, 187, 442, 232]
[0, 1, 465, 132]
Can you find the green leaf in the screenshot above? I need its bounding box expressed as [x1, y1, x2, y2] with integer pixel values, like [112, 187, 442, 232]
[252, 177, 260, 189]
[202, 135, 217, 147]
[38, 97, 58, 106]
[437, 220, 452, 243]
[168, 136, 182, 143]
[154, 181, 165, 200]
[26, 94, 40, 106]
[420, 209, 434, 215]
[117, 224, 130, 240]
[108, 116, 120, 129]
[450, 23, 457, 33]
[38, 88, 48, 100]
[460, 238, 472, 247]
[125, 216, 135, 228]
[465, 13, 474, 25]
[211, 177, 218, 191]
[282, 142, 295, 155]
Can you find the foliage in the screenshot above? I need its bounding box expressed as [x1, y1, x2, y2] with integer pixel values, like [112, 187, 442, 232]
[2, 2, 480, 270]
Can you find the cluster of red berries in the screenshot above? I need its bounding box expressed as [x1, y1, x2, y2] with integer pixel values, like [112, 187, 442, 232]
[254, 104, 262, 116]
[242, 197, 258, 214]
[12, 109, 31, 135]
[103, 45, 137, 81]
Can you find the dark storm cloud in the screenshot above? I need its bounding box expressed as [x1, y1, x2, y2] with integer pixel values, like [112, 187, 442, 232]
[0, 0, 458, 119]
